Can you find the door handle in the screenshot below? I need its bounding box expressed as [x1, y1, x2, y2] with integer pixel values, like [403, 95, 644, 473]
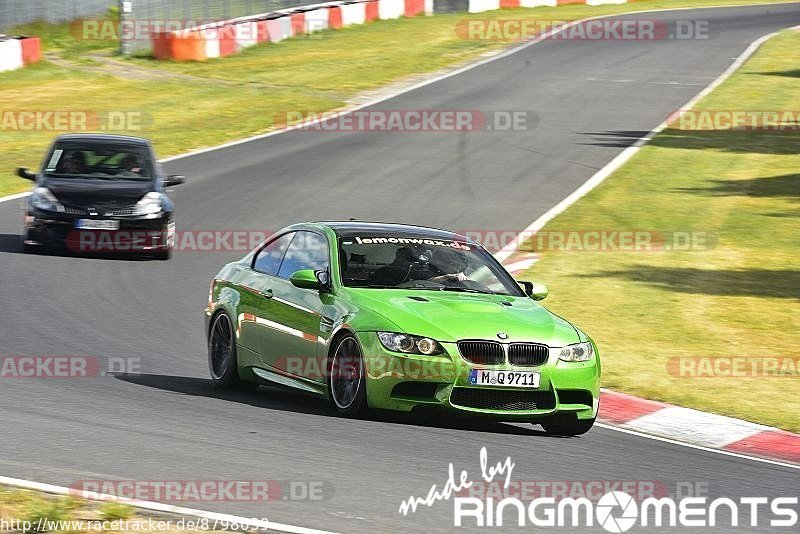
[260, 289, 273, 299]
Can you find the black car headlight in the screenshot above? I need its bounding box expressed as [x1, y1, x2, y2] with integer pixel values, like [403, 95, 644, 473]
[377, 332, 444, 356]
[31, 187, 65, 213]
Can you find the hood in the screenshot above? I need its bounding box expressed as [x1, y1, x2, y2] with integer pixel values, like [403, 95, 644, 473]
[44, 177, 153, 207]
[348, 288, 579, 346]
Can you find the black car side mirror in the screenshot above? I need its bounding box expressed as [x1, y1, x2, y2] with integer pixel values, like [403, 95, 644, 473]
[163, 175, 186, 187]
[17, 168, 36, 181]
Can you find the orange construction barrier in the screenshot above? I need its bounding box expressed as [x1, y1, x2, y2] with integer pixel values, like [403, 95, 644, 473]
[19, 36, 41, 65]
[290, 12, 306, 35]
[151, 31, 174, 60]
[218, 24, 237, 56]
[364, 0, 379, 22]
[328, 6, 344, 29]
[404, 0, 425, 16]
[171, 30, 207, 61]
[256, 19, 270, 42]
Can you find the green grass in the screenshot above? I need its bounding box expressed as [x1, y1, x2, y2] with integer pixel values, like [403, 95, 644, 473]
[0, 487, 228, 534]
[98, 501, 134, 521]
[1, 0, 795, 196]
[518, 29, 800, 432]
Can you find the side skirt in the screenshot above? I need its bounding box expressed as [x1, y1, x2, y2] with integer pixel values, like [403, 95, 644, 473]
[251, 367, 327, 396]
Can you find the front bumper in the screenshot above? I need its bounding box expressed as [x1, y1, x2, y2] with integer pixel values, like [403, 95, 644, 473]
[23, 207, 174, 253]
[356, 332, 600, 422]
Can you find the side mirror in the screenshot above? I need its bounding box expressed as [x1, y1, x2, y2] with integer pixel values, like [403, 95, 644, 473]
[17, 168, 36, 181]
[163, 175, 186, 187]
[518, 280, 549, 301]
[290, 269, 326, 291]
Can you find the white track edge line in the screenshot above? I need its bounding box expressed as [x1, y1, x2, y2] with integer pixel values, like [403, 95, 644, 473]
[594, 423, 800, 471]
[2, 2, 798, 206]
[0, 476, 340, 534]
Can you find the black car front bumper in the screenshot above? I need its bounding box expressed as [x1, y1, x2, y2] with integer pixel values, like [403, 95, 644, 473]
[24, 208, 174, 253]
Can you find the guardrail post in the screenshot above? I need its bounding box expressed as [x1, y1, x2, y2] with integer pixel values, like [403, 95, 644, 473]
[120, 0, 133, 56]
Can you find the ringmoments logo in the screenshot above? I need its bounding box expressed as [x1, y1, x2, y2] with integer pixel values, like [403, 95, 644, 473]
[398, 448, 799, 530]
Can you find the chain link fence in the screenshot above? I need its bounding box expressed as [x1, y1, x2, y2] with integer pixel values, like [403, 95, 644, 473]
[128, 0, 311, 23]
[1, 0, 113, 28]
[1, 1, 314, 52]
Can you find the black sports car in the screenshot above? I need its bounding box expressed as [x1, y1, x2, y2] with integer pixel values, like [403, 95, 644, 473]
[18, 134, 185, 259]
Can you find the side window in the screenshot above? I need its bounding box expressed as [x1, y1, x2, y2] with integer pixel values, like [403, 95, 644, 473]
[277, 232, 330, 279]
[253, 233, 294, 275]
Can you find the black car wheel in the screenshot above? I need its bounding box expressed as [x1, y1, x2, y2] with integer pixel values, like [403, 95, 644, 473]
[208, 312, 257, 390]
[328, 334, 368, 416]
[153, 247, 172, 261]
[539, 413, 595, 436]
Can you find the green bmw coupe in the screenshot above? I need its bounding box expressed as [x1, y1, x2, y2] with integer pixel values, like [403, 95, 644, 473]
[205, 222, 600, 435]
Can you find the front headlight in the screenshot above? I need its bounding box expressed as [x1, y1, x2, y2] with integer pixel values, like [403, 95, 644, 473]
[559, 342, 594, 362]
[134, 192, 163, 216]
[377, 332, 444, 356]
[30, 187, 65, 213]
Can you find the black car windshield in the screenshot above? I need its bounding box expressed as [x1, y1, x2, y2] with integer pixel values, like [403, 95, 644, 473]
[44, 144, 153, 181]
[338, 234, 524, 296]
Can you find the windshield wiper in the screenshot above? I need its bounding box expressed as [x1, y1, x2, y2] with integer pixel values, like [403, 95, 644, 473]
[440, 287, 497, 295]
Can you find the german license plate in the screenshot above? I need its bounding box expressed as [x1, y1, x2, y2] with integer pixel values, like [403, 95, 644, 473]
[469, 369, 540, 388]
[75, 219, 119, 230]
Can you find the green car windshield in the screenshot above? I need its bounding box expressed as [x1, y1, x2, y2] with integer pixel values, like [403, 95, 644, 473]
[338, 234, 524, 296]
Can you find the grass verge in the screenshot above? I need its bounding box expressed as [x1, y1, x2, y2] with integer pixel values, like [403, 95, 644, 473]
[1, 0, 795, 196]
[0, 486, 227, 534]
[518, 28, 800, 432]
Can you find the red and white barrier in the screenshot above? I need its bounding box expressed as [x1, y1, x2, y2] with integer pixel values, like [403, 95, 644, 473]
[234, 20, 259, 50]
[378, 0, 406, 19]
[267, 17, 293, 43]
[340, 2, 367, 25]
[0, 35, 41, 73]
[305, 8, 331, 32]
[469, 0, 500, 13]
[150, 0, 634, 61]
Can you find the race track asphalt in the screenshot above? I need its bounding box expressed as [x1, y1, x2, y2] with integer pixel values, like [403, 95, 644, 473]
[1, 4, 799, 532]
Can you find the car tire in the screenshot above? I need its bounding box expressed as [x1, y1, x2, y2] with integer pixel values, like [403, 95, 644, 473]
[20, 233, 34, 253]
[327, 334, 368, 417]
[539, 413, 595, 436]
[208, 312, 257, 390]
[153, 248, 172, 261]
